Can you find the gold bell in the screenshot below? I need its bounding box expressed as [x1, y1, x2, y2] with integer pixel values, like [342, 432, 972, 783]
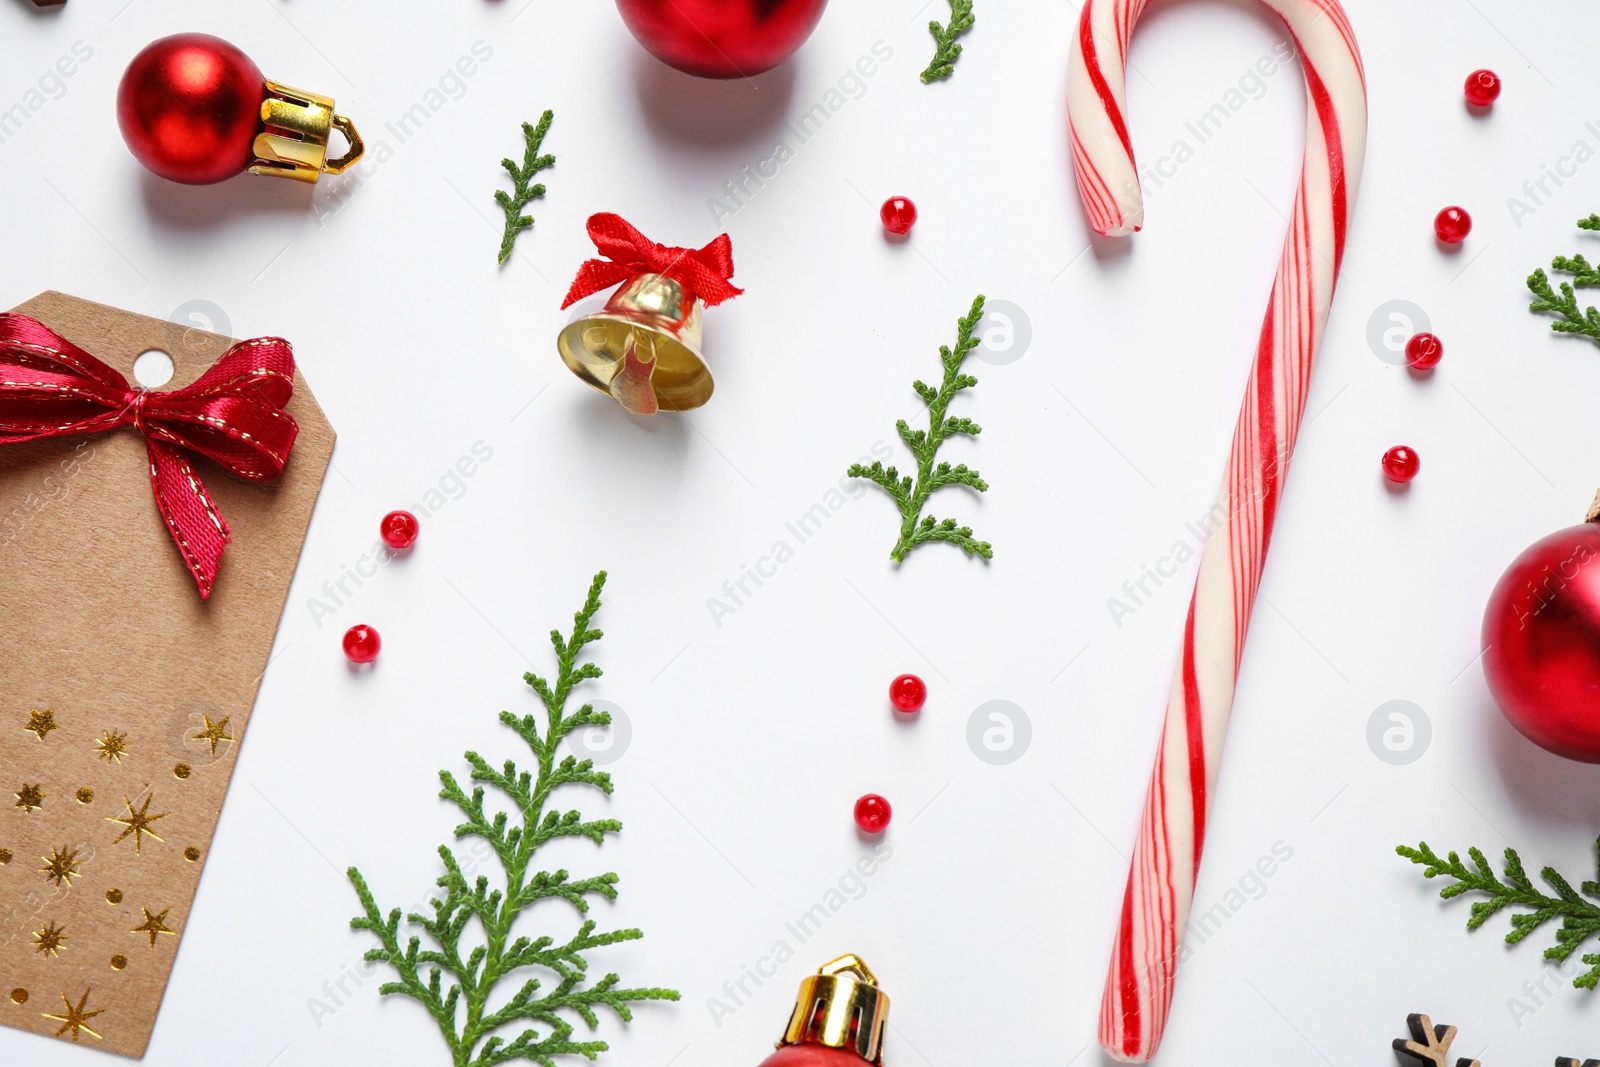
[776, 955, 890, 1064]
[556, 273, 711, 415]
[250, 79, 364, 183]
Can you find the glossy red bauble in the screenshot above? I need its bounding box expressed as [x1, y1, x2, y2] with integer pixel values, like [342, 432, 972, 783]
[1465, 69, 1502, 107]
[1405, 332, 1443, 370]
[380, 510, 420, 550]
[1382, 446, 1420, 483]
[1435, 206, 1472, 244]
[343, 624, 382, 664]
[1482, 520, 1600, 763]
[759, 1045, 874, 1067]
[888, 673, 926, 713]
[615, 0, 829, 78]
[117, 34, 266, 185]
[853, 794, 891, 834]
[880, 196, 917, 235]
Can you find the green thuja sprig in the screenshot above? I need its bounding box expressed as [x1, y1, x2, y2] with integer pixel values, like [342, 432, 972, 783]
[920, 0, 975, 83]
[496, 110, 556, 265]
[349, 571, 678, 1067]
[849, 295, 992, 563]
[1397, 838, 1600, 990]
[1527, 213, 1600, 346]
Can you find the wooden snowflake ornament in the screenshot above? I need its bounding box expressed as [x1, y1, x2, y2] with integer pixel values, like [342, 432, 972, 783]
[1393, 1015, 1480, 1067]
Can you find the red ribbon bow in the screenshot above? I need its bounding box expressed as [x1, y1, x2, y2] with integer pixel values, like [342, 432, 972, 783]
[0, 313, 299, 599]
[561, 212, 743, 310]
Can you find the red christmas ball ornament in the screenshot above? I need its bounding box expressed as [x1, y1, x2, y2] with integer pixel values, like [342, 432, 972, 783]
[888, 673, 925, 713]
[1382, 445, 1420, 483]
[1464, 69, 1502, 107]
[880, 196, 917, 235]
[759, 956, 889, 1067]
[118, 33, 363, 185]
[615, 0, 829, 79]
[343, 624, 382, 664]
[1405, 332, 1444, 370]
[380, 510, 420, 550]
[1482, 497, 1600, 763]
[1435, 206, 1472, 244]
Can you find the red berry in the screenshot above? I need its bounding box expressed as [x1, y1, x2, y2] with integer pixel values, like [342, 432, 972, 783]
[1434, 206, 1472, 244]
[853, 794, 891, 834]
[880, 196, 917, 235]
[343, 624, 382, 664]
[1405, 332, 1443, 370]
[888, 673, 926, 713]
[1382, 446, 1420, 483]
[380, 509, 420, 549]
[1464, 69, 1501, 107]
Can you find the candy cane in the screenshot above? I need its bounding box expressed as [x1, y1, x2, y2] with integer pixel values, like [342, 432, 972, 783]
[1067, 1, 1366, 1060]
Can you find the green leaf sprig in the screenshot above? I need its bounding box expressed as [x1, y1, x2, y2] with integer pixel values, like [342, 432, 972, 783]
[349, 571, 679, 1067]
[1527, 213, 1600, 346]
[496, 110, 556, 265]
[1397, 838, 1600, 990]
[921, 0, 975, 83]
[849, 295, 993, 563]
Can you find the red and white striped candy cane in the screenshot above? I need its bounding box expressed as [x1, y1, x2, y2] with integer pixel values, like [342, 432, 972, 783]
[1068, 0, 1366, 1060]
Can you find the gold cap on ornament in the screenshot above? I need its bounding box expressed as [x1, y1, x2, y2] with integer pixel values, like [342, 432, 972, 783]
[556, 273, 710, 415]
[250, 79, 363, 182]
[778, 955, 890, 1064]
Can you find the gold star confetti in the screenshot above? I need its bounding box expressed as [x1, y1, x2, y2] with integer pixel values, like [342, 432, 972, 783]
[191, 714, 232, 757]
[75, 787, 93, 804]
[105, 888, 122, 905]
[42, 988, 105, 1043]
[24, 708, 57, 741]
[9, 988, 26, 1005]
[40, 846, 82, 888]
[130, 907, 175, 948]
[93, 730, 128, 764]
[14, 783, 44, 812]
[107, 794, 166, 853]
[32, 921, 67, 958]
[109, 955, 126, 971]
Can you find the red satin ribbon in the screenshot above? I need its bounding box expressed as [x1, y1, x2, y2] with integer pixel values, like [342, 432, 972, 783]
[561, 212, 743, 309]
[0, 313, 299, 599]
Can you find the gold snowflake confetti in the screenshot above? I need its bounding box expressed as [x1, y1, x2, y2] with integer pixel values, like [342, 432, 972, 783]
[107, 794, 166, 853]
[93, 730, 128, 764]
[15, 783, 44, 812]
[39, 846, 82, 888]
[130, 907, 175, 949]
[191, 714, 233, 757]
[32, 921, 67, 958]
[42, 988, 105, 1043]
[24, 708, 57, 741]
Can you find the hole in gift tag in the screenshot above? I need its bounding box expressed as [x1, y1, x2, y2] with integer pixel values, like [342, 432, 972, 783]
[132, 349, 174, 388]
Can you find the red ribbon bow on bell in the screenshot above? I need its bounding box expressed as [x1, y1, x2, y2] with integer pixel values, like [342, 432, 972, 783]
[0, 314, 299, 599]
[561, 212, 743, 309]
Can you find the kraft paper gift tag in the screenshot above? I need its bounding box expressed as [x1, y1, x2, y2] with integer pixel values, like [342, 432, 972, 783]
[0, 291, 335, 1056]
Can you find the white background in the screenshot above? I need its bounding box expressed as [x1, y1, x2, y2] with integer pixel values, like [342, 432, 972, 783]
[3, 0, 1600, 1064]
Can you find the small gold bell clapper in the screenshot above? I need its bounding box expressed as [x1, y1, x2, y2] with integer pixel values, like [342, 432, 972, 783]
[756, 955, 890, 1067]
[557, 212, 744, 415]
